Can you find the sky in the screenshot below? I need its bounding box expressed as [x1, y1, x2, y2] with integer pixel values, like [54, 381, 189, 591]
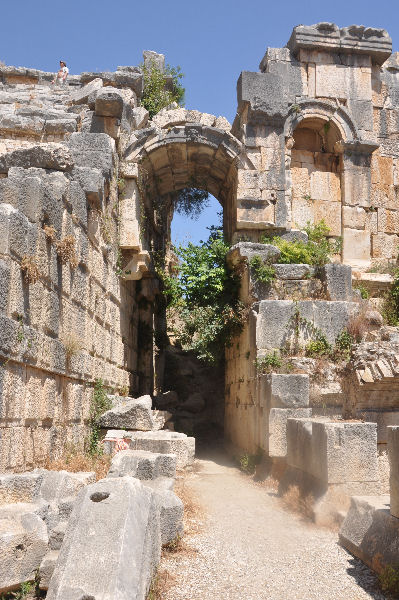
[1, 0, 398, 245]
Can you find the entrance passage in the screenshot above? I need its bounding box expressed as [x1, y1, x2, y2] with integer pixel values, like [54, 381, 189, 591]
[161, 454, 383, 600]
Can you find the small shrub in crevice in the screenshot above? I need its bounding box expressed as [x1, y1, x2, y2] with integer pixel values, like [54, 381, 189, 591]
[56, 235, 78, 269]
[382, 267, 399, 326]
[87, 378, 112, 456]
[379, 563, 399, 597]
[60, 332, 85, 365]
[353, 283, 370, 300]
[20, 255, 41, 284]
[249, 255, 276, 284]
[238, 452, 262, 475]
[141, 60, 185, 119]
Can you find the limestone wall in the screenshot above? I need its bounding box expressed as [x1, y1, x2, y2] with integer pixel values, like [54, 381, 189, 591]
[0, 68, 143, 471]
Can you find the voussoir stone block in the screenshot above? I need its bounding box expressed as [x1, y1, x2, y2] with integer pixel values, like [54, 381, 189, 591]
[46, 477, 161, 600]
[98, 395, 155, 430]
[107, 449, 176, 480]
[0, 503, 48, 593]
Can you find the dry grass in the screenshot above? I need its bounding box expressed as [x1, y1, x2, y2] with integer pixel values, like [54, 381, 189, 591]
[346, 304, 370, 342]
[281, 484, 314, 521]
[20, 255, 42, 284]
[175, 475, 203, 536]
[147, 569, 176, 600]
[60, 332, 85, 360]
[45, 450, 111, 481]
[43, 224, 57, 242]
[56, 235, 78, 269]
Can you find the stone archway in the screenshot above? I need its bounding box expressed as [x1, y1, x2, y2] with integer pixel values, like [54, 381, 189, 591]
[117, 108, 245, 398]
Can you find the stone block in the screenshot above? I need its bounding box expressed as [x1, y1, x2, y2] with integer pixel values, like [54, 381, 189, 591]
[342, 206, 366, 229]
[318, 263, 353, 301]
[387, 426, 399, 518]
[71, 166, 103, 205]
[68, 133, 115, 178]
[152, 488, 183, 545]
[70, 78, 103, 105]
[268, 407, 312, 457]
[371, 232, 399, 259]
[98, 396, 155, 431]
[107, 450, 176, 480]
[0, 144, 73, 173]
[313, 200, 341, 237]
[227, 242, 280, 268]
[256, 300, 358, 350]
[342, 168, 371, 207]
[0, 470, 43, 504]
[126, 431, 195, 469]
[38, 470, 96, 505]
[48, 521, 67, 551]
[95, 87, 124, 118]
[339, 495, 399, 572]
[46, 477, 161, 600]
[0, 503, 48, 593]
[342, 228, 371, 266]
[260, 373, 309, 409]
[273, 264, 314, 280]
[39, 550, 59, 591]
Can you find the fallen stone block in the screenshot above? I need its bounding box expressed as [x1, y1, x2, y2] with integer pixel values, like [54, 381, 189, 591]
[268, 407, 312, 457]
[39, 550, 59, 591]
[69, 78, 103, 105]
[339, 495, 399, 572]
[48, 521, 67, 551]
[126, 431, 195, 469]
[0, 503, 48, 593]
[38, 470, 96, 505]
[98, 396, 155, 430]
[152, 489, 183, 545]
[273, 264, 315, 280]
[0, 470, 43, 504]
[0, 143, 74, 173]
[107, 450, 176, 480]
[46, 477, 161, 600]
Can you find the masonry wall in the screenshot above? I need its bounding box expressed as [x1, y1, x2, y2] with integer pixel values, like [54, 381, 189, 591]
[0, 68, 143, 471]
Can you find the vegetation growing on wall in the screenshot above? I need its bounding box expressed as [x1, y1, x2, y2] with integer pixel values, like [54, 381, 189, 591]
[141, 60, 185, 119]
[87, 379, 112, 455]
[262, 220, 342, 267]
[163, 227, 244, 364]
[382, 268, 399, 325]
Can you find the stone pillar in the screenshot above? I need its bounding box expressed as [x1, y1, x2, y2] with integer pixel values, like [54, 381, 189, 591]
[388, 425, 399, 518]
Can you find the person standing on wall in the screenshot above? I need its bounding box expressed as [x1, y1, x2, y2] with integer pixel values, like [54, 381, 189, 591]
[52, 61, 69, 85]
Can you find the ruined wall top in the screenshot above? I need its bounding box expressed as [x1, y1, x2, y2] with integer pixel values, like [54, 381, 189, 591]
[286, 22, 392, 65]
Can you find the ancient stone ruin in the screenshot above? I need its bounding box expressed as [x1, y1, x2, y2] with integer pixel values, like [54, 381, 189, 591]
[1, 20, 399, 598]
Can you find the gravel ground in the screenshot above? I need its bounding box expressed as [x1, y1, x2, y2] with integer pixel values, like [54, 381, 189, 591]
[162, 457, 386, 600]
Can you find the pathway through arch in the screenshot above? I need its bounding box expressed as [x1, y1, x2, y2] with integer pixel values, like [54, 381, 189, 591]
[162, 453, 385, 600]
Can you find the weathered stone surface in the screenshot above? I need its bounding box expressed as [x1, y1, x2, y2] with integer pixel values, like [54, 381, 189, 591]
[273, 264, 314, 280]
[0, 471, 43, 504]
[107, 450, 176, 480]
[39, 550, 59, 591]
[69, 78, 103, 105]
[268, 407, 312, 457]
[387, 425, 399, 518]
[143, 51, 165, 72]
[95, 87, 124, 118]
[227, 242, 280, 267]
[339, 495, 399, 571]
[126, 431, 195, 469]
[152, 488, 183, 545]
[256, 300, 359, 350]
[46, 477, 161, 600]
[68, 132, 115, 178]
[98, 396, 155, 430]
[0, 144, 73, 173]
[260, 373, 309, 409]
[0, 503, 48, 593]
[318, 264, 353, 301]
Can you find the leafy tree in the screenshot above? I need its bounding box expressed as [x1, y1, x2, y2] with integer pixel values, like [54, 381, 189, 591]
[174, 188, 210, 220]
[163, 227, 244, 363]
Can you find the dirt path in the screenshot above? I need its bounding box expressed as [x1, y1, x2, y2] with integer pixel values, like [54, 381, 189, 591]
[161, 455, 385, 600]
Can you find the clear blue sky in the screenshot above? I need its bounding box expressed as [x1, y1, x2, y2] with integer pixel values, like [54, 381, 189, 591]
[2, 0, 398, 245]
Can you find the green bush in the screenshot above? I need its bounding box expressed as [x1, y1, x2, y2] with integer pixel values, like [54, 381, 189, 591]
[249, 255, 276, 284]
[141, 60, 184, 119]
[88, 379, 112, 456]
[379, 563, 399, 596]
[305, 337, 331, 358]
[262, 220, 342, 267]
[255, 351, 282, 373]
[353, 283, 370, 299]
